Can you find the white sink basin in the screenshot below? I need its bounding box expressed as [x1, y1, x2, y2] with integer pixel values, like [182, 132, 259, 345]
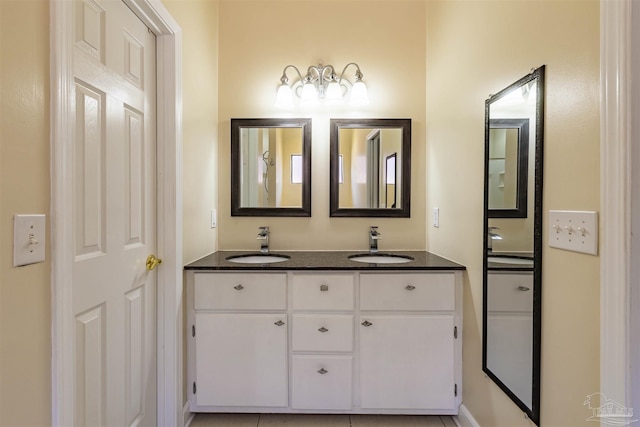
[348, 253, 414, 264]
[488, 256, 533, 266]
[225, 254, 290, 264]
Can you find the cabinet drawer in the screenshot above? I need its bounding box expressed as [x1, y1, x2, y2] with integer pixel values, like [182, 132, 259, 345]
[487, 272, 533, 312]
[360, 273, 455, 311]
[292, 274, 354, 310]
[194, 273, 287, 310]
[291, 355, 353, 410]
[292, 315, 354, 352]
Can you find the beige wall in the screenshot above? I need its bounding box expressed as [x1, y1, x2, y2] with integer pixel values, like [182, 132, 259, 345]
[0, 0, 52, 425]
[426, 1, 600, 426]
[217, 0, 427, 251]
[162, 0, 220, 407]
[163, 0, 220, 265]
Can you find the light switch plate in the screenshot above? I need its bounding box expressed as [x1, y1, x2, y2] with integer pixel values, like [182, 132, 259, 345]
[211, 209, 217, 228]
[433, 207, 439, 228]
[13, 214, 46, 266]
[548, 210, 598, 255]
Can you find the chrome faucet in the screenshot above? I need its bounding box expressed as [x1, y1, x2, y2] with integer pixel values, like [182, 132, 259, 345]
[369, 226, 382, 253]
[257, 226, 270, 253]
[488, 226, 502, 251]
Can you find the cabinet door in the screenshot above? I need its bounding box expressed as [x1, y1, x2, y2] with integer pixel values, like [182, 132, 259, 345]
[194, 313, 288, 407]
[360, 315, 456, 410]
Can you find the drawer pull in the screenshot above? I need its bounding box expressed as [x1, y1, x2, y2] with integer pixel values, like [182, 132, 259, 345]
[318, 326, 329, 333]
[320, 284, 329, 292]
[317, 368, 328, 375]
[405, 284, 416, 291]
[233, 284, 244, 291]
[274, 320, 285, 326]
[517, 286, 531, 292]
[361, 320, 373, 327]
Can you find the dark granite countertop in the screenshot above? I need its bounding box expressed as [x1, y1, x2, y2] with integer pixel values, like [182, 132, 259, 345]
[184, 250, 466, 271]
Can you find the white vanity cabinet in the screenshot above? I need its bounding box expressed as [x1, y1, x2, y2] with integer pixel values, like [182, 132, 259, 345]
[190, 273, 288, 408]
[186, 268, 462, 415]
[359, 273, 459, 411]
[486, 271, 533, 406]
[291, 273, 355, 410]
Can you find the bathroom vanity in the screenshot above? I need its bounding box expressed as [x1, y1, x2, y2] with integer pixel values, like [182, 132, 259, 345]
[184, 251, 465, 415]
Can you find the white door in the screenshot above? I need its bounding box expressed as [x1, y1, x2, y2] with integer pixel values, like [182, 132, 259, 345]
[72, 0, 157, 425]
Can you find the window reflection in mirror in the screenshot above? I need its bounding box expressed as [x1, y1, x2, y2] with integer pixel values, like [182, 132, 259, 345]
[330, 119, 410, 217]
[231, 118, 311, 217]
[385, 153, 397, 208]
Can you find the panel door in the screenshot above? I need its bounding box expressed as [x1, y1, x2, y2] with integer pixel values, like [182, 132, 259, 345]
[359, 315, 456, 410]
[195, 313, 289, 407]
[72, 1, 157, 426]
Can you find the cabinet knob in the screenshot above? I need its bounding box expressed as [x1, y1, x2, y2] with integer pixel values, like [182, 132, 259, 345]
[317, 368, 328, 375]
[320, 284, 329, 292]
[274, 320, 285, 326]
[517, 285, 531, 292]
[405, 284, 416, 291]
[233, 284, 244, 290]
[318, 326, 329, 333]
[361, 320, 373, 327]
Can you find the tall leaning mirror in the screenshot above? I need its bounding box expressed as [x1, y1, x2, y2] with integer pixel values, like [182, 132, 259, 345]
[483, 66, 544, 425]
[231, 118, 312, 217]
[329, 118, 411, 217]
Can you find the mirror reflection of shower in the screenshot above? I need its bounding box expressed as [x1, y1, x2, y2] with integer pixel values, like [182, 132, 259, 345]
[241, 128, 272, 207]
[261, 149, 273, 202]
[239, 126, 303, 209]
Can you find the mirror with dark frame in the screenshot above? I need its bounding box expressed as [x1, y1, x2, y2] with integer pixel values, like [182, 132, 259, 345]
[330, 118, 411, 217]
[231, 118, 312, 217]
[483, 65, 544, 426]
[488, 118, 529, 218]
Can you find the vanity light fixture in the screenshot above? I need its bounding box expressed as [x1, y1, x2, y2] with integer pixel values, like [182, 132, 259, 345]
[275, 62, 369, 108]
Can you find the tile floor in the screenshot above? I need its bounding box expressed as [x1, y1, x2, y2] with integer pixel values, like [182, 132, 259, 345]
[190, 413, 457, 427]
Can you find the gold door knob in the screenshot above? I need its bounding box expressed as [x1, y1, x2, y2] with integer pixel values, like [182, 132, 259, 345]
[146, 254, 162, 271]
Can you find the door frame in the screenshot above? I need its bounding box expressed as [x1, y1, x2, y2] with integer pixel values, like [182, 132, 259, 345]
[600, 0, 637, 414]
[49, 1, 184, 426]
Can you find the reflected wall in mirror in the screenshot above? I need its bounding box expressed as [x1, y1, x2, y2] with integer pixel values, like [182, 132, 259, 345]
[488, 118, 529, 218]
[330, 119, 411, 217]
[231, 118, 311, 216]
[483, 65, 544, 426]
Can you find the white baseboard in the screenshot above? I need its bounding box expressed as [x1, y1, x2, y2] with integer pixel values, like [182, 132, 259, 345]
[453, 404, 481, 427]
[183, 402, 194, 427]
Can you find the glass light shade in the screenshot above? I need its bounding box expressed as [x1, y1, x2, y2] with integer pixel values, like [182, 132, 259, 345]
[350, 80, 369, 105]
[300, 82, 318, 104]
[275, 83, 294, 108]
[325, 81, 342, 101]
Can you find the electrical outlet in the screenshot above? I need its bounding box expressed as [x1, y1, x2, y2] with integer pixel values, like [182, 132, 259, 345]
[548, 210, 598, 255]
